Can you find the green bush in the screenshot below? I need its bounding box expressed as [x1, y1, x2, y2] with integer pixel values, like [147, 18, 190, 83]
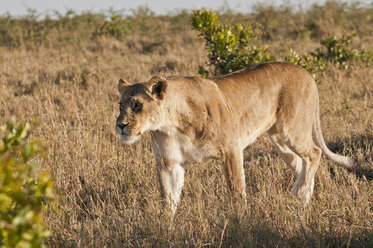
[285, 32, 372, 83]
[191, 9, 274, 77]
[96, 13, 130, 40]
[285, 49, 326, 84]
[0, 117, 56, 248]
[191, 9, 371, 82]
[315, 32, 373, 69]
[191, 9, 325, 80]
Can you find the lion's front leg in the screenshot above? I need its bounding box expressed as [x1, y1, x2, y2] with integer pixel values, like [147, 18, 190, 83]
[223, 149, 247, 203]
[156, 157, 185, 216]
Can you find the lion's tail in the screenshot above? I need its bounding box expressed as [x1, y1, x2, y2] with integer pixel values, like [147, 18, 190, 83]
[312, 96, 356, 169]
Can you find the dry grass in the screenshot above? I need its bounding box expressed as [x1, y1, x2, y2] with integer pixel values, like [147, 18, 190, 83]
[0, 9, 372, 247]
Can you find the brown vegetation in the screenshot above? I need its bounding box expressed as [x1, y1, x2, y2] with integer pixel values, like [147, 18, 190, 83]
[0, 1, 372, 247]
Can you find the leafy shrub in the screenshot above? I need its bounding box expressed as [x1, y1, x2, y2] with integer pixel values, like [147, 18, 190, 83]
[315, 32, 373, 69]
[285, 32, 372, 83]
[191, 9, 274, 77]
[285, 49, 326, 84]
[97, 13, 130, 40]
[97, 7, 163, 39]
[0, 117, 56, 247]
[191, 9, 371, 83]
[191, 9, 326, 80]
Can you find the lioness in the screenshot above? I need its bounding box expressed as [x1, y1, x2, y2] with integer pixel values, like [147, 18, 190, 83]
[115, 62, 355, 215]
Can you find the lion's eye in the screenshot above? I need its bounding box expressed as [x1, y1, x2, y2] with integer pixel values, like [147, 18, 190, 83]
[119, 103, 124, 111]
[132, 101, 142, 113]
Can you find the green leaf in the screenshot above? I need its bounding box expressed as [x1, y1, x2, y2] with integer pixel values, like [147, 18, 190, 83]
[0, 118, 56, 247]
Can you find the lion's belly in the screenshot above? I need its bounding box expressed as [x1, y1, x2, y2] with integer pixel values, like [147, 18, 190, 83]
[178, 138, 216, 163]
[151, 130, 218, 165]
[237, 112, 277, 150]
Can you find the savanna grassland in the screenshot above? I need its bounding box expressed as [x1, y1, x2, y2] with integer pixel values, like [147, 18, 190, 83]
[0, 1, 372, 247]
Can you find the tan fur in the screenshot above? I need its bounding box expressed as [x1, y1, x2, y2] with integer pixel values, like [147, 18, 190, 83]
[115, 62, 355, 215]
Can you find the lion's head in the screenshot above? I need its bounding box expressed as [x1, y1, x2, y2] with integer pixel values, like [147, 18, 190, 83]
[115, 76, 167, 144]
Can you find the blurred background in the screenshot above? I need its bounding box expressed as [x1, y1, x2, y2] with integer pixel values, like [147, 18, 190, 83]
[3, 0, 371, 16]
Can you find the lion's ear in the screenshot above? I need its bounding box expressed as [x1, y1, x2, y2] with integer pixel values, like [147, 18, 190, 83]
[148, 76, 167, 100]
[118, 79, 130, 94]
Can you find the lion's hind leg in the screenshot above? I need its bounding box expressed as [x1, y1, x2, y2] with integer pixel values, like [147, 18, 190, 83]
[269, 132, 303, 176]
[268, 127, 321, 204]
[291, 144, 321, 204]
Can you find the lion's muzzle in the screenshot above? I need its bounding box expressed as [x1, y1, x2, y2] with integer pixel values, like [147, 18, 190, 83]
[117, 122, 129, 131]
[116, 121, 139, 144]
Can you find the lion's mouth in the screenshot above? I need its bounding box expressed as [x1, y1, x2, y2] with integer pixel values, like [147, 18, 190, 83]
[120, 130, 130, 136]
[120, 133, 139, 144]
[116, 122, 130, 135]
[120, 133, 130, 139]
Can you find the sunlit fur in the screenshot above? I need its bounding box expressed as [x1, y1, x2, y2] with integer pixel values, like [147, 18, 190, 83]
[115, 62, 355, 215]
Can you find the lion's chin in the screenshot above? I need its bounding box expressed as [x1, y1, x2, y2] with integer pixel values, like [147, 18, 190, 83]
[120, 134, 139, 144]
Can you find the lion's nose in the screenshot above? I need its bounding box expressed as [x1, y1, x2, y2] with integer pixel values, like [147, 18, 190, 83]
[117, 122, 129, 130]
